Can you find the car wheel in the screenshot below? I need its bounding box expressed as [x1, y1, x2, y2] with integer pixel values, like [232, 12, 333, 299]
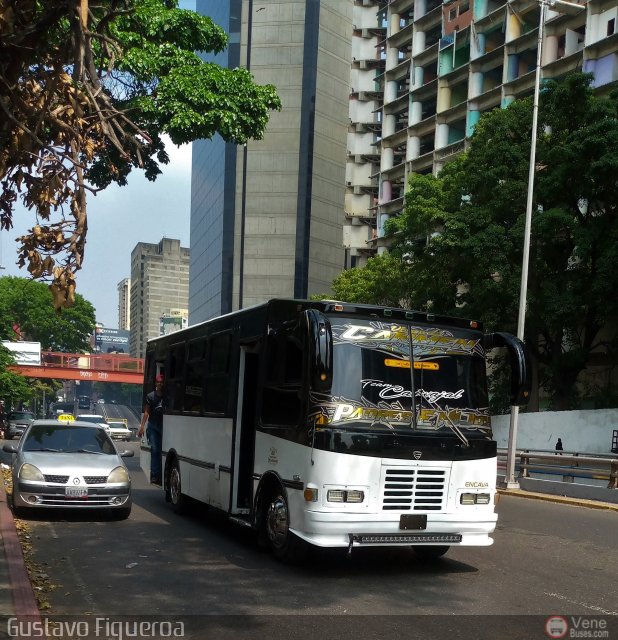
[167, 458, 189, 514]
[262, 491, 307, 563]
[413, 545, 449, 560]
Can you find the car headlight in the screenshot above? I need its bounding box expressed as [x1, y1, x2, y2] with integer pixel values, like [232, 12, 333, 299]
[19, 463, 45, 482]
[107, 466, 129, 484]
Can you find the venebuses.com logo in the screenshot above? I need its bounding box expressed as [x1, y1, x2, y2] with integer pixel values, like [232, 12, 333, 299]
[545, 616, 610, 639]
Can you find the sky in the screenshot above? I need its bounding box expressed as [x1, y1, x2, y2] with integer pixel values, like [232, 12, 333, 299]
[0, 140, 192, 329]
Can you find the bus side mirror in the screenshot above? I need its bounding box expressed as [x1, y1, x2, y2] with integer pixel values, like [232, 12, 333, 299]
[483, 332, 532, 406]
[304, 309, 333, 392]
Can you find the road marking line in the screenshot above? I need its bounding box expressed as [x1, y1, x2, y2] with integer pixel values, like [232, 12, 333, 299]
[544, 592, 618, 615]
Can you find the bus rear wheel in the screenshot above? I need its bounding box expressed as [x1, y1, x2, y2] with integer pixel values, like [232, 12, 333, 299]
[168, 459, 189, 514]
[413, 545, 449, 560]
[263, 492, 306, 563]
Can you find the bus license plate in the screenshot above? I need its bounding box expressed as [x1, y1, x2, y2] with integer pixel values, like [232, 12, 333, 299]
[65, 487, 88, 498]
[400, 515, 427, 530]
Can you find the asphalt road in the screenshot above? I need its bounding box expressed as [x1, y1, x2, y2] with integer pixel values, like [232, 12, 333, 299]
[5, 442, 618, 639]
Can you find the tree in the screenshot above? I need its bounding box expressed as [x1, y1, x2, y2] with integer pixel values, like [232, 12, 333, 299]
[0, 276, 96, 351]
[331, 253, 413, 307]
[0, 0, 281, 308]
[383, 73, 618, 410]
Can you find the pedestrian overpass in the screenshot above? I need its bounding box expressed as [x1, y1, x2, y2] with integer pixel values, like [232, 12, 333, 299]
[10, 352, 144, 384]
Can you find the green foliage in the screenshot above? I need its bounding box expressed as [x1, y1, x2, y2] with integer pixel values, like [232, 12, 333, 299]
[331, 254, 413, 307]
[87, 0, 282, 187]
[0, 276, 96, 352]
[341, 73, 618, 410]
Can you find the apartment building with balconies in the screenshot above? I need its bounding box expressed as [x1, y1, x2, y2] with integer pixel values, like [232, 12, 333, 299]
[345, 0, 617, 267]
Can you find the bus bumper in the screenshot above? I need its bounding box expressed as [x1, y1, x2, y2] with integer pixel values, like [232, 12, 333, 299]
[290, 511, 497, 548]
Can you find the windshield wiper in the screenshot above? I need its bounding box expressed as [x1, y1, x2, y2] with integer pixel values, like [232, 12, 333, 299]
[25, 447, 62, 452]
[65, 449, 103, 454]
[419, 395, 470, 448]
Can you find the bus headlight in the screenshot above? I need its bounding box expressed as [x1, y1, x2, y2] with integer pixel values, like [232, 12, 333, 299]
[460, 492, 491, 505]
[327, 489, 365, 504]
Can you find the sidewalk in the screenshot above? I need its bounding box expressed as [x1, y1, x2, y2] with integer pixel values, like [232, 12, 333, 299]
[498, 486, 618, 511]
[0, 476, 41, 618]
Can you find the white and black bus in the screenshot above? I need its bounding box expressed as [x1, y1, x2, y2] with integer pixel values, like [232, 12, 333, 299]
[140, 299, 530, 561]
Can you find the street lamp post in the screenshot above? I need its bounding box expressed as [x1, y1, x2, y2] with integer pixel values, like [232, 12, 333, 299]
[504, 0, 586, 488]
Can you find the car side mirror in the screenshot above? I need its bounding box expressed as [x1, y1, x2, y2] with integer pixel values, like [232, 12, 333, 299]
[2, 444, 18, 454]
[119, 450, 135, 458]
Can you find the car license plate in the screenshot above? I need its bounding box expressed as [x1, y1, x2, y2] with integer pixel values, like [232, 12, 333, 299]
[65, 487, 88, 498]
[399, 514, 427, 530]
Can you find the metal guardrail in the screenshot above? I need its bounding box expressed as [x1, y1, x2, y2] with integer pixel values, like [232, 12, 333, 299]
[497, 448, 618, 489]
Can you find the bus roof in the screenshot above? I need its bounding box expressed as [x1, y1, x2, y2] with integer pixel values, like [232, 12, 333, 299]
[145, 299, 483, 348]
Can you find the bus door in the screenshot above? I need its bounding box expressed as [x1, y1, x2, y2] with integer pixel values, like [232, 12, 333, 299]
[232, 345, 259, 513]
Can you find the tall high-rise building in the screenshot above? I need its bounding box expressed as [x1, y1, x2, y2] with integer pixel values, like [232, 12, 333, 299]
[129, 238, 190, 358]
[345, 0, 615, 266]
[117, 278, 131, 331]
[189, 0, 353, 323]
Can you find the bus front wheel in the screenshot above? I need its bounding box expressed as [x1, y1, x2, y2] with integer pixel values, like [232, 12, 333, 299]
[263, 492, 306, 563]
[168, 459, 189, 514]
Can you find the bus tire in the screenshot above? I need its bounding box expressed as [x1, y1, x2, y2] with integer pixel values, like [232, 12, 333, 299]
[263, 491, 307, 563]
[168, 458, 189, 514]
[413, 545, 449, 560]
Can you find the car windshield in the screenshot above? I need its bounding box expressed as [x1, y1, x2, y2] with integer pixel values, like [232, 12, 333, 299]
[10, 412, 35, 420]
[23, 425, 116, 454]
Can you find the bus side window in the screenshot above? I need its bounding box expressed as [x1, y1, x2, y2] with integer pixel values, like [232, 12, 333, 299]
[168, 342, 186, 413]
[204, 332, 232, 415]
[260, 326, 303, 427]
[184, 339, 206, 414]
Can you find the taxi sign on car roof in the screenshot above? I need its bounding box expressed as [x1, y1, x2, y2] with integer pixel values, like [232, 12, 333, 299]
[57, 414, 75, 422]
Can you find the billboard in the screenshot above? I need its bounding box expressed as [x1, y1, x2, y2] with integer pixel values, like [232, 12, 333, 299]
[1, 341, 41, 365]
[159, 315, 187, 336]
[93, 327, 130, 354]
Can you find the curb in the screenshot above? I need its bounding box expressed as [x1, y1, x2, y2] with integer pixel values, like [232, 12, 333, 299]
[497, 488, 618, 512]
[0, 478, 42, 618]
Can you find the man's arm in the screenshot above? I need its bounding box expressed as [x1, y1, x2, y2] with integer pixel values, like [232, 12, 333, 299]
[137, 401, 150, 438]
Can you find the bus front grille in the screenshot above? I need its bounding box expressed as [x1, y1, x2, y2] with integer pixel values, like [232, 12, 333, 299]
[382, 468, 447, 511]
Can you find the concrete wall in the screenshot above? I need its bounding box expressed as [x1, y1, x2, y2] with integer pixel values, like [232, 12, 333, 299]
[492, 409, 618, 455]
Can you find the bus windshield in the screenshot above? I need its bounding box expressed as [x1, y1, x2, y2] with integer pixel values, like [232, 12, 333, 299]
[311, 318, 490, 434]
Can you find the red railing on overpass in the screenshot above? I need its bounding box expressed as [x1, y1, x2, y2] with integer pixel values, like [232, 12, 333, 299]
[10, 352, 144, 384]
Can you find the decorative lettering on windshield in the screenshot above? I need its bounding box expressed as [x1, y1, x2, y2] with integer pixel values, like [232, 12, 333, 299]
[309, 392, 490, 430]
[332, 322, 484, 358]
[361, 379, 465, 404]
[309, 393, 411, 429]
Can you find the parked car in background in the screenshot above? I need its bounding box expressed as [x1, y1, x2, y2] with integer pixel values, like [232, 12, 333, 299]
[107, 420, 131, 441]
[3, 420, 133, 519]
[6, 411, 35, 440]
[76, 414, 110, 435]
